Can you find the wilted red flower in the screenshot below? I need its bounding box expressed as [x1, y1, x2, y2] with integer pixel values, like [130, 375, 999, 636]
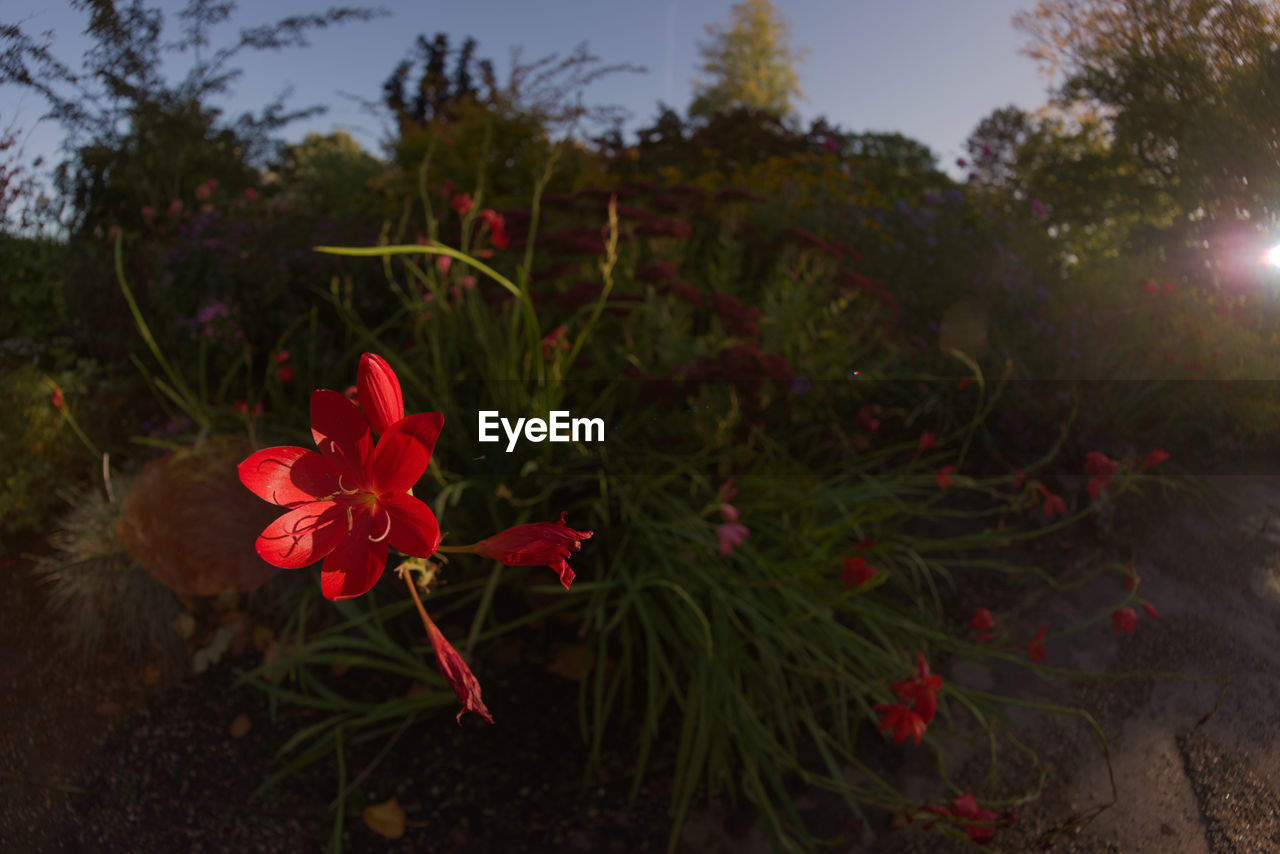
[970, 607, 994, 642]
[425, 620, 492, 724]
[50, 388, 63, 410]
[936, 465, 956, 490]
[1112, 606, 1139, 635]
[1123, 561, 1141, 590]
[1036, 484, 1066, 519]
[468, 512, 593, 590]
[945, 793, 1001, 843]
[238, 353, 444, 600]
[1027, 624, 1048, 665]
[918, 430, 937, 453]
[841, 555, 880, 590]
[1142, 601, 1159, 620]
[874, 701, 927, 746]
[450, 193, 473, 216]
[1139, 448, 1169, 472]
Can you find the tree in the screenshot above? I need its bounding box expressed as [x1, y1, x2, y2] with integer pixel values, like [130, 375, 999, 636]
[689, 0, 805, 123]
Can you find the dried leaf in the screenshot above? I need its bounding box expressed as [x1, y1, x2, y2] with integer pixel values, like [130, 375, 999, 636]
[363, 797, 406, 839]
[545, 643, 589, 681]
[229, 713, 251, 739]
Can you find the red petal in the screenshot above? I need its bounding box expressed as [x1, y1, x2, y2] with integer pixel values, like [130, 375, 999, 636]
[239, 446, 339, 507]
[310, 390, 372, 480]
[426, 622, 494, 724]
[255, 502, 347, 568]
[370, 430, 430, 494]
[386, 412, 444, 459]
[380, 493, 441, 557]
[358, 353, 404, 436]
[319, 512, 388, 600]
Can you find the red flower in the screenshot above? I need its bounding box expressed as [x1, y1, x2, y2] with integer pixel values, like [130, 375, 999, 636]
[1027, 624, 1047, 665]
[1123, 562, 1142, 590]
[1037, 485, 1066, 519]
[956, 377, 974, 390]
[451, 193, 473, 216]
[856, 403, 882, 434]
[970, 607, 994, 642]
[50, 388, 63, 410]
[1112, 607, 1139, 635]
[541, 324, 570, 359]
[841, 555, 879, 590]
[946, 793, 1001, 843]
[478, 209, 509, 249]
[891, 652, 943, 724]
[1084, 451, 1119, 499]
[936, 465, 956, 490]
[277, 366, 295, 383]
[425, 619, 493, 724]
[874, 701, 927, 746]
[469, 512, 593, 590]
[1011, 469, 1026, 489]
[918, 430, 937, 453]
[1139, 447, 1169, 472]
[238, 354, 444, 600]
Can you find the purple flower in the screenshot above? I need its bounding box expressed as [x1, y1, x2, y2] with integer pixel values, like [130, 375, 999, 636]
[1030, 199, 1046, 218]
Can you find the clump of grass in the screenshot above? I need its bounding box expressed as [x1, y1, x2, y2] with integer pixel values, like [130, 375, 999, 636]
[30, 473, 186, 672]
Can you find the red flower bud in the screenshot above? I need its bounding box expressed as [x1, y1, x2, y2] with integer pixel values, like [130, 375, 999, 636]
[469, 512, 593, 590]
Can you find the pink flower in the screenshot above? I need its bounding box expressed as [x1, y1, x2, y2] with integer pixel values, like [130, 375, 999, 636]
[717, 521, 750, 556]
[435, 255, 452, 275]
[141, 205, 155, 218]
[1112, 607, 1139, 635]
[1030, 198, 1046, 218]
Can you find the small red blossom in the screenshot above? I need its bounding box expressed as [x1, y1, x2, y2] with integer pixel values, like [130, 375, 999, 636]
[238, 353, 444, 600]
[450, 193, 473, 216]
[244, 187, 258, 202]
[1084, 451, 1119, 499]
[1011, 469, 1026, 489]
[970, 607, 994, 642]
[841, 555, 880, 590]
[424, 619, 493, 724]
[1027, 624, 1048, 665]
[277, 366, 295, 383]
[936, 465, 956, 490]
[1139, 447, 1169, 472]
[1123, 562, 1142, 590]
[1112, 607, 1139, 635]
[956, 377, 975, 390]
[918, 430, 937, 453]
[945, 793, 1001, 843]
[856, 403, 883, 434]
[469, 512, 593, 590]
[478, 209, 509, 249]
[232, 399, 263, 417]
[541, 324, 570, 360]
[1142, 601, 1159, 620]
[874, 701, 927, 746]
[141, 205, 155, 219]
[1037, 485, 1066, 519]
[168, 199, 183, 215]
[50, 388, 63, 410]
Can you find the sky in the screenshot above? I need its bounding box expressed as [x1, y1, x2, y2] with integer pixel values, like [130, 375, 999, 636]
[1, 0, 1051, 181]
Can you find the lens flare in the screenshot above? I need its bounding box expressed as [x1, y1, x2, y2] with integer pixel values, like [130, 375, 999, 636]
[1267, 244, 1280, 268]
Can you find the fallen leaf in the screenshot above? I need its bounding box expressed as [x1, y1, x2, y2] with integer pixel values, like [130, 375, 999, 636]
[229, 713, 251, 739]
[363, 797, 406, 839]
[545, 643, 589, 681]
